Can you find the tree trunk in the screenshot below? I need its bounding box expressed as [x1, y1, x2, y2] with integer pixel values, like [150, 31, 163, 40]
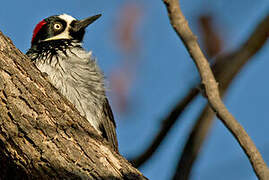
[0, 31, 146, 180]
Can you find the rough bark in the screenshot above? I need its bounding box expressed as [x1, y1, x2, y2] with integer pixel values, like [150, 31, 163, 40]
[0, 31, 147, 180]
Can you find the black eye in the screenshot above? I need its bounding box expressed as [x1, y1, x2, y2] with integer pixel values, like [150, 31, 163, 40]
[54, 23, 62, 30]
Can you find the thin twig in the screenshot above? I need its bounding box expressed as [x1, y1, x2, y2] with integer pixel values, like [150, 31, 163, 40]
[163, 0, 269, 179]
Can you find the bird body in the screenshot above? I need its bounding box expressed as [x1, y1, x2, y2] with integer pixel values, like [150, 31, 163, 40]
[26, 14, 118, 150]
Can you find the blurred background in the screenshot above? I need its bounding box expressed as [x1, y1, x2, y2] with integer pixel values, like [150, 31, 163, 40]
[0, 0, 269, 179]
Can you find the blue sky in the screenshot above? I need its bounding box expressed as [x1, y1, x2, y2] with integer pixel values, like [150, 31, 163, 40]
[1, 0, 269, 179]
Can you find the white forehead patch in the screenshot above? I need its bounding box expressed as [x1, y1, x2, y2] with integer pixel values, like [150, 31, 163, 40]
[58, 14, 77, 24]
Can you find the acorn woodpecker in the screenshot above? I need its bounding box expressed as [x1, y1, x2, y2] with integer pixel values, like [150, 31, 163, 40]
[26, 14, 118, 151]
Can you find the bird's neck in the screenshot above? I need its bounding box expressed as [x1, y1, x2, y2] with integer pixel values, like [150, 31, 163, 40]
[27, 39, 82, 61]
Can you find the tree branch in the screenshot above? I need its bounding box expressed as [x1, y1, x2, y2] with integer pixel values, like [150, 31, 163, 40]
[173, 13, 269, 180]
[0, 31, 147, 180]
[130, 12, 269, 170]
[162, 0, 269, 179]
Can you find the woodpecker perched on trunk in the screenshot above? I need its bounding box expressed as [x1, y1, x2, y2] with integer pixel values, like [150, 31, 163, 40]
[26, 14, 118, 151]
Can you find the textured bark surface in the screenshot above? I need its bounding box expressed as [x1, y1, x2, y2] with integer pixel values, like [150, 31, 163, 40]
[0, 31, 146, 180]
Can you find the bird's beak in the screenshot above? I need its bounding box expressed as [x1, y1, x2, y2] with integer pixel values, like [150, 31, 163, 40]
[73, 14, 102, 32]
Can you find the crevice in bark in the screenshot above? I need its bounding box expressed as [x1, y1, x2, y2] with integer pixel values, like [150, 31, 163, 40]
[0, 30, 147, 179]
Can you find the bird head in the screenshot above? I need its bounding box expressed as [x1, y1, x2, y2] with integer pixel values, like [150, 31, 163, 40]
[30, 14, 101, 46]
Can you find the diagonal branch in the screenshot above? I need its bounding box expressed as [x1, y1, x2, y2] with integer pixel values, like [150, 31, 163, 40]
[173, 13, 269, 180]
[162, 0, 269, 179]
[130, 12, 269, 170]
[0, 31, 147, 179]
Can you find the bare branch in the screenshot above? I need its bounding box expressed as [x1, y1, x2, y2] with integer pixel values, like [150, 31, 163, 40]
[162, 0, 269, 179]
[173, 13, 269, 180]
[130, 12, 269, 171]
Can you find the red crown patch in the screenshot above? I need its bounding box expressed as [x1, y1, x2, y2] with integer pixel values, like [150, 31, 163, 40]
[31, 20, 47, 43]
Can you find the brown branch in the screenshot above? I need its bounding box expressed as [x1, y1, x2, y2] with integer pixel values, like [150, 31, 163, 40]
[0, 31, 147, 179]
[130, 12, 269, 172]
[173, 13, 269, 180]
[162, 0, 269, 179]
